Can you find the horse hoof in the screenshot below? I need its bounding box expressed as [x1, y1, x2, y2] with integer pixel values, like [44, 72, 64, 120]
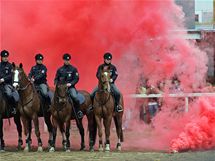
[99, 148, 103, 152]
[17, 145, 22, 151]
[80, 146, 86, 151]
[117, 146, 121, 151]
[17, 139, 23, 150]
[116, 143, 122, 151]
[98, 144, 103, 152]
[24, 146, 30, 152]
[89, 147, 94, 152]
[0, 148, 5, 153]
[105, 144, 110, 152]
[66, 149, 71, 152]
[172, 150, 178, 153]
[37, 146, 43, 152]
[98, 147, 103, 152]
[49, 147, 55, 152]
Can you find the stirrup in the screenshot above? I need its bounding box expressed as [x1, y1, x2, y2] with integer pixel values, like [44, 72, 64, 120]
[11, 108, 17, 115]
[77, 111, 83, 119]
[116, 105, 123, 113]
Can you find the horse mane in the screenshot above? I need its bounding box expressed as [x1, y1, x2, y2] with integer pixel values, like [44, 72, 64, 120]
[19, 67, 26, 77]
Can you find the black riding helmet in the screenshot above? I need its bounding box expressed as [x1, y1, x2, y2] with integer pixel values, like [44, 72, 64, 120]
[35, 53, 44, 60]
[1, 50, 9, 57]
[103, 52, 112, 60]
[63, 53, 71, 60]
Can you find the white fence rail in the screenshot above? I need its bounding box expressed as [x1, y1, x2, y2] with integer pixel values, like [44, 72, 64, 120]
[129, 93, 215, 112]
[44, 93, 215, 132]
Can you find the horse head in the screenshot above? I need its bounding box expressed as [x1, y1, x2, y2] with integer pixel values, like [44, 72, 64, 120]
[12, 63, 28, 90]
[55, 82, 68, 104]
[99, 66, 111, 92]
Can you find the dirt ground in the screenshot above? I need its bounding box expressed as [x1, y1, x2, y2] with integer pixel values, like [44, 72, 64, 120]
[1, 150, 215, 161]
[1, 119, 215, 161]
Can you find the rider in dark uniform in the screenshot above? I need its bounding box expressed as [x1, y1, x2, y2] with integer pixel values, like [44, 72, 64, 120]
[0, 50, 19, 114]
[54, 53, 83, 119]
[91, 52, 123, 112]
[28, 53, 51, 105]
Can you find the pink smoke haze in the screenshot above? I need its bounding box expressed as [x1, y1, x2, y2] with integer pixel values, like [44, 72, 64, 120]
[1, 0, 214, 152]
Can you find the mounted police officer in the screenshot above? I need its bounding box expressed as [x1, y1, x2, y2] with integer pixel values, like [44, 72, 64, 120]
[0, 50, 19, 114]
[54, 53, 83, 119]
[28, 53, 51, 105]
[91, 52, 123, 112]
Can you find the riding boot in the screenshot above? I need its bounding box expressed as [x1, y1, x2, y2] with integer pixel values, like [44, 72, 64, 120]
[90, 92, 96, 105]
[12, 101, 18, 115]
[89, 94, 95, 112]
[115, 95, 123, 113]
[74, 100, 83, 119]
[43, 96, 51, 112]
[90, 94, 94, 101]
[45, 96, 51, 106]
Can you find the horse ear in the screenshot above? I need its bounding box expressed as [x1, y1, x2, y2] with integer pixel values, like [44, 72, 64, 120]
[12, 62, 15, 68]
[19, 63, 23, 68]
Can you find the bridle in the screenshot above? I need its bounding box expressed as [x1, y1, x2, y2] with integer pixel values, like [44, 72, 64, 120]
[54, 85, 68, 111]
[95, 75, 112, 106]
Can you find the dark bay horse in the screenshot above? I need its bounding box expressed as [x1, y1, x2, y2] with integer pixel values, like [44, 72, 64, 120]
[12, 63, 53, 152]
[0, 85, 23, 151]
[93, 67, 124, 152]
[50, 83, 96, 152]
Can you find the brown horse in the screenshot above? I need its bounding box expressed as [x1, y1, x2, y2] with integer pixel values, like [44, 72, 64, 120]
[0, 85, 23, 151]
[50, 83, 96, 152]
[12, 63, 53, 152]
[93, 67, 124, 152]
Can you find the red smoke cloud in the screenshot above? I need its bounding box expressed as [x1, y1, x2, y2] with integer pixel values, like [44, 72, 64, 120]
[1, 0, 212, 152]
[171, 97, 215, 152]
[1, 0, 207, 91]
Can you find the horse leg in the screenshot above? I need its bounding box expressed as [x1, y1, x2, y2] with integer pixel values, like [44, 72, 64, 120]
[27, 120, 32, 146]
[114, 115, 123, 151]
[104, 116, 112, 152]
[59, 122, 69, 152]
[14, 114, 23, 150]
[49, 117, 57, 152]
[0, 118, 5, 152]
[65, 120, 71, 150]
[76, 118, 85, 151]
[95, 116, 103, 152]
[87, 113, 97, 152]
[44, 112, 53, 148]
[32, 114, 43, 152]
[21, 117, 31, 152]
